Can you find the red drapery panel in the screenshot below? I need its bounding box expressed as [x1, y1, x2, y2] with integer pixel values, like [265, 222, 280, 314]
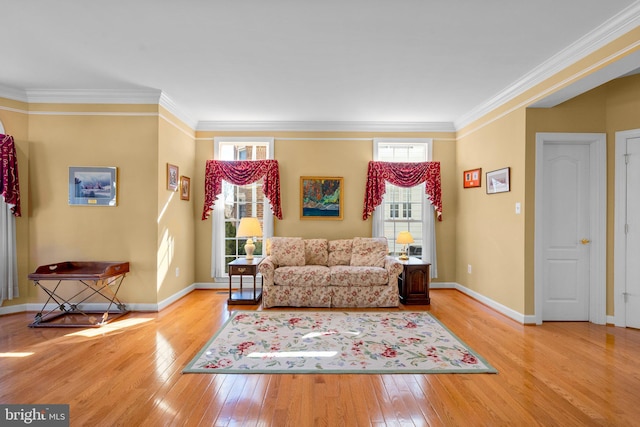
[362, 161, 441, 221]
[0, 134, 21, 217]
[202, 160, 282, 220]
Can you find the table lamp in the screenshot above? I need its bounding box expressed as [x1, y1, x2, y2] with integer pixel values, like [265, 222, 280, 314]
[396, 231, 414, 260]
[236, 217, 263, 260]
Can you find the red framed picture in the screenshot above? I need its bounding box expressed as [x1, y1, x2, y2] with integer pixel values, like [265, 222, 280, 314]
[463, 168, 482, 188]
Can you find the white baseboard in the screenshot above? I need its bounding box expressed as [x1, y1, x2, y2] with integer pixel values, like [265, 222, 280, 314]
[0, 303, 29, 316]
[430, 282, 456, 289]
[2, 281, 581, 326]
[195, 282, 226, 290]
[157, 284, 196, 311]
[432, 282, 533, 324]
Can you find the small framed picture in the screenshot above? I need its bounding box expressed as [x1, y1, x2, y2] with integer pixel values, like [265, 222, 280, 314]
[486, 167, 510, 194]
[463, 168, 482, 188]
[180, 176, 190, 201]
[167, 163, 179, 191]
[68, 166, 118, 206]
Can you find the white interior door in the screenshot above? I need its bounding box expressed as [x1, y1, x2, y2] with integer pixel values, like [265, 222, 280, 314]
[615, 130, 640, 329]
[535, 133, 606, 324]
[542, 143, 591, 320]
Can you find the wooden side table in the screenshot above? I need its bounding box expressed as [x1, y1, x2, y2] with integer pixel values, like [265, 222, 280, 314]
[228, 257, 263, 305]
[397, 257, 431, 305]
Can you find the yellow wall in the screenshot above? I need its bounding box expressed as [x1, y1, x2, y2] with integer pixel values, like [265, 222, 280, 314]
[0, 101, 198, 308]
[456, 109, 527, 313]
[26, 107, 160, 304]
[157, 109, 196, 303]
[193, 131, 458, 284]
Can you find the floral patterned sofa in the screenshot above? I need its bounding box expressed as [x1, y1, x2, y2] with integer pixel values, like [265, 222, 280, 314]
[258, 237, 403, 308]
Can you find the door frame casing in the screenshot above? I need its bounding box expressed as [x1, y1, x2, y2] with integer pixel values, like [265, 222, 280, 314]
[614, 129, 640, 327]
[534, 132, 607, 325]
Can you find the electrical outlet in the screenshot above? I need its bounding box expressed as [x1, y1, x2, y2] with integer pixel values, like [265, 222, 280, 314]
[468, 264, 472, 274]
[175, 267, 180, 277]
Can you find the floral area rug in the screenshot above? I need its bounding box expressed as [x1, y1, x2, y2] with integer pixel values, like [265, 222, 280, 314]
[183, 311, 497, 374]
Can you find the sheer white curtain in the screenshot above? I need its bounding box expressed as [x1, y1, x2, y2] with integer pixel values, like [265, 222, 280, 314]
[210, 197, 226, 278]
[0, 199, 18, 302]
[0, 127, 20, 303]
[423, 201, 438, 278]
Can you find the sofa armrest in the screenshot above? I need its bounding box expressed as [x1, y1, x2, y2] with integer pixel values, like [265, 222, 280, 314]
[384, 256, 404, 277]
[258, 256, 276, 283]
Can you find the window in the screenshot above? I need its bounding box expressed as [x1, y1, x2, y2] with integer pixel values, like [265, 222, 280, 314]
[211, 137, 274, 277]
[390, 203, 399, 218]
[373, 138, 436, 275]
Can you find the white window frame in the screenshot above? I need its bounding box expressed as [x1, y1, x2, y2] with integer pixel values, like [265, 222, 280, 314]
[373, 138, 437, 277]
[211, 137, 274, 279]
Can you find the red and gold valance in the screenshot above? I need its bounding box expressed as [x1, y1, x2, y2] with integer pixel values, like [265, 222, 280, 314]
[363, 161, 441, 221]
[0, 134, 21, 217]
[202, 160, 282, 220]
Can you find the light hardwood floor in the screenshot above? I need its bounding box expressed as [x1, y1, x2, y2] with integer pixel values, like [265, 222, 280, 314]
[1, 289, 639, 426]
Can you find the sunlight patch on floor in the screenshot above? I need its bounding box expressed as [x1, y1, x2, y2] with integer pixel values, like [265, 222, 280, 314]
[0, 352, 34, 358]
[64, 317, 153, 338]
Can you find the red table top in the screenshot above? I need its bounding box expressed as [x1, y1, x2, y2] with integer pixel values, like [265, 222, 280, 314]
[28, 261, 129, 281]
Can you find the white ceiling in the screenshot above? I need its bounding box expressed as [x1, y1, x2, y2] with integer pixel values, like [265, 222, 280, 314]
[1, 0, 639, 130]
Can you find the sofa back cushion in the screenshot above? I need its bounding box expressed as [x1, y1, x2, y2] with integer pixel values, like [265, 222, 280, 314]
[350, 237, 388, 268]
[304, 239, 328, 265]
[270, 237, 306, 266]
[327, 239, 353, 266]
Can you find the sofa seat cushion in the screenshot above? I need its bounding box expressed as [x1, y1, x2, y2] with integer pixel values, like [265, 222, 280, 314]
[274, 265, 331, 287]
[329, 265, 389, 287]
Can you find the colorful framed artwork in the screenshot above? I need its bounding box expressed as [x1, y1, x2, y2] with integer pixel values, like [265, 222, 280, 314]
[486, 167, 511, 194]
[463, 168, 482, 188]
[180, 176, 190, 201]
[68, 166, 118, 206]
[167, 163, 179, 191]
[300, 176, 343, 220]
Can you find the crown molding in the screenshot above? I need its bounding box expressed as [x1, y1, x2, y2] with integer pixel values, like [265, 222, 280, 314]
[0, 84, 28, 103]
[454, 1, 640, 130]
[196, 120, 455, 133]
[25, 88, 162, 104]
[0, 86, 199, 129]
[158, 92, 198, 129]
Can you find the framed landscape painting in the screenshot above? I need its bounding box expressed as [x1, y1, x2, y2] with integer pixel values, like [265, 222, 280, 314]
[68, 166, 118, 206]
[300, 176, 343, 220]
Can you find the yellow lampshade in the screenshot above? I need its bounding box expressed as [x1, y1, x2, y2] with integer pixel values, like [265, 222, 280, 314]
[396, 231, 413, 260]
[396, 231, 414, 245]
[236, 217, 263, 260]
[236, 217, 263, 238]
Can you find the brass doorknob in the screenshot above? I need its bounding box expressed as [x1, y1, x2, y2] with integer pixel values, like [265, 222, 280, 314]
[581, 238, 591, 245]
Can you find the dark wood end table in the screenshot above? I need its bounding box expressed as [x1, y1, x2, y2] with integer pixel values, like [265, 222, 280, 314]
[228, 257, 263, 305]
[397, 257, 431, 305]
